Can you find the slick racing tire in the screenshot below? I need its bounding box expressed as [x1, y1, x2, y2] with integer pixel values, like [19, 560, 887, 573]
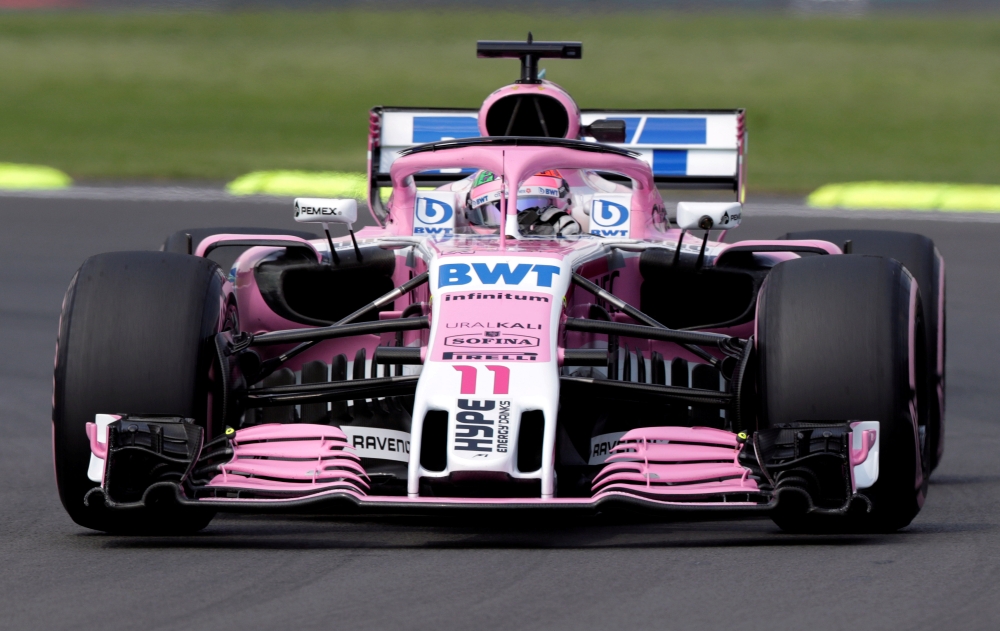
[757, 255, 929, 533]
[53, 251, 236, 534]
[783, 229, 945, 471]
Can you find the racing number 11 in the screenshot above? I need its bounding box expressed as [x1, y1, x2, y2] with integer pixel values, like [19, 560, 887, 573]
[453, 365, 509, 395]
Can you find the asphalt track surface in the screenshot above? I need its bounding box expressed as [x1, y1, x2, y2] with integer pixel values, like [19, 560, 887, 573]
[2, 194, 999, 631]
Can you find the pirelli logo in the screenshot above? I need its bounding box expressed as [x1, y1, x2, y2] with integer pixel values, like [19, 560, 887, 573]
[442, 352, 537, 361]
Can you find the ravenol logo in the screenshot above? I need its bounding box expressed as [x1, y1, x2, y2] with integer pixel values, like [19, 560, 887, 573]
[590, 198, 630, 237]
[438, 263, 561, 288]
[414, 194, 455, 235]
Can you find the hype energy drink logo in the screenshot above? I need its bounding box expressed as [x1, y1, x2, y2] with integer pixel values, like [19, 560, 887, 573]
[590, 194, 632, 238]
[453, 399, 511, 454]
[414, 192, 456, 235]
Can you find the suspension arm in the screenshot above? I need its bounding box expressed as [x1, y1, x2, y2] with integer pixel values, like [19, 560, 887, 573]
[250, 316, 429, 346]
[560, 376, 733, 407]
[564, 317, 735, 348]
[247, 375, 420, 406]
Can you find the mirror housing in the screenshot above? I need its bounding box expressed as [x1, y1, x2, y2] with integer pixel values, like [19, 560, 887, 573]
[675, 202, 742, 231]
[293, 198, 358, 225]
[583, 119, 627, 144]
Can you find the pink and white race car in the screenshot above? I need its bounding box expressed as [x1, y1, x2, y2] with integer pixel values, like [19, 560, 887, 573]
[53, 39, 945, 534]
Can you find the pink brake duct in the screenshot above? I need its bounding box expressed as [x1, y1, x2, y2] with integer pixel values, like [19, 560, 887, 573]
[591, 426, 758, 499]
[207, 424, 369, 496]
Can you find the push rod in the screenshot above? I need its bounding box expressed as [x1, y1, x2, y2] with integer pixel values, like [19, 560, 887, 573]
[372, 346, 423, 365]
[560, 376, 732, 407]
[564, 318, 734, 348]
[247, 375, 420, 406]
[562, 349, 608, 366]
[251, 317, 429, 347]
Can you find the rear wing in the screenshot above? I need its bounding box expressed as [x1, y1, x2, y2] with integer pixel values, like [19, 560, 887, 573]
[367, 107, 478, 218]
[367, 107, 746, 217]
[581, 110, 746, 197]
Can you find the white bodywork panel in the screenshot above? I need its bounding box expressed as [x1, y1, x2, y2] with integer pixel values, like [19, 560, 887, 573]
[86, 413, 118, 483]
[851, 421, 881, 491]
[406, 243, 603, 498]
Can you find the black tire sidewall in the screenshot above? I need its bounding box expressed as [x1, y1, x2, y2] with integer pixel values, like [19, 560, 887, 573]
[758, 255, 925, 532]
[783, 229, 944, 471]
[53, 251, 231, 532]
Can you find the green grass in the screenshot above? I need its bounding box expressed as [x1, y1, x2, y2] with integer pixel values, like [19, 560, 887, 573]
[1, 11, 999, 192]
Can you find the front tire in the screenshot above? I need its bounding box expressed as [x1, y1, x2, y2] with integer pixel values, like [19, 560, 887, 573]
[757, 255, 929, 533]
[784, 229, 945, 471]
[53, 251, 233, 534]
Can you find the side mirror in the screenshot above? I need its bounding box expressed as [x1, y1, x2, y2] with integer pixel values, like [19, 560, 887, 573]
[675, 202, 742, 231]
[582, 119, 627, 144]
[293, 198, 358, 225]
[293, 198, 361, 264]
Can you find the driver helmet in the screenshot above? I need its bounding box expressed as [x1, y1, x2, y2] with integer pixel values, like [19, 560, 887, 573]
[466, 169, 570, 228]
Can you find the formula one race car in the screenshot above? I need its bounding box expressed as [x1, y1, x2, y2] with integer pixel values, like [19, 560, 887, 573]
[53, 38, 945, 535]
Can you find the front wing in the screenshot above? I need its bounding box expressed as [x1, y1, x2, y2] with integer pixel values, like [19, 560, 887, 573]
[83, 416, 879, 519]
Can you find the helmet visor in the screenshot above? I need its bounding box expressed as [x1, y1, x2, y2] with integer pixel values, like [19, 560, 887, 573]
[468, 202, 503, 227]
[516, 196, 553, 212]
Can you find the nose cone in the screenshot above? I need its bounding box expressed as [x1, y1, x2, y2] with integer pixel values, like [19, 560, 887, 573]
[478, 81, 581, 139]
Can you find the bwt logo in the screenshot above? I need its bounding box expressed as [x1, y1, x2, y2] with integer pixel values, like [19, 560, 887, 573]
[523, 186, 559, 197]
[438, 263, 561, 288]
[590, 199, 630, 237]
[416, 197, 453, 224]
[414, 197, 454, 235]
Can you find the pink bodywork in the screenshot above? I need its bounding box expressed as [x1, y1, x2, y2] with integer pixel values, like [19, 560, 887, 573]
[188, 424, 760, 506]
[196, 234, 323, 264]
[207, 424, 369, 496]
[592, 427, 758, 498]
[433, 289, 552, 362]
[477, 81, 582, 139]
